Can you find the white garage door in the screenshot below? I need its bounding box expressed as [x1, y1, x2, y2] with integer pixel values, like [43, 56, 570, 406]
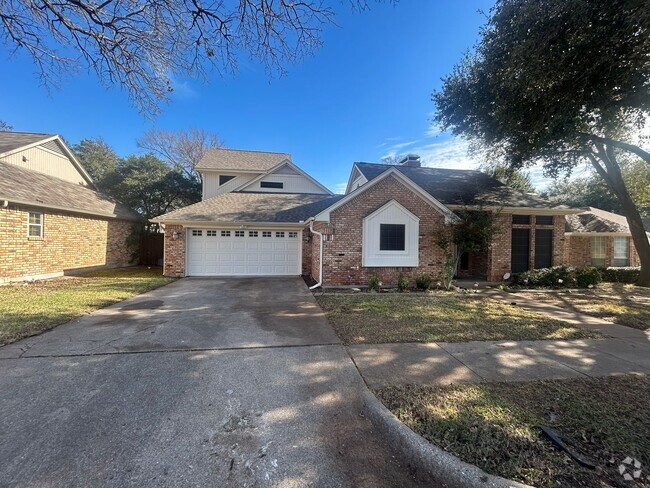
[186, 229, 302, 276]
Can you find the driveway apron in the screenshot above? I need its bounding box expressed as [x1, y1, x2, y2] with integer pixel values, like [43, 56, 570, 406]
[0, 278, 429, 487]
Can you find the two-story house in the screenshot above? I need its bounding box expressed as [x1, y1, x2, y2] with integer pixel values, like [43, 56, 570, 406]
[0, 132, 140, 282]
[152, 148, 609, 286]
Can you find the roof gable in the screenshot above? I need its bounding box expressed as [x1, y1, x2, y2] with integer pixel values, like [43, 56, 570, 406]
[314, 167, 456, 222]
[355, 162, 571, 211]
[234, 160, 333, 195]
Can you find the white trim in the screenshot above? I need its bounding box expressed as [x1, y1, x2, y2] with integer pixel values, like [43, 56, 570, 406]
[344, 164, 364, 194]
[314, 167, 457, 222]
[232, 160, 333, 195]
[198, 168, 268, 175]
[565, 231, 634, 237]
[155, 220, 307, 229]
[362, 200, 419, 267]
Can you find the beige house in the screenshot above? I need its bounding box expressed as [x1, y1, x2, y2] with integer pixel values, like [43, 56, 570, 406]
[0, 132, 140, 282]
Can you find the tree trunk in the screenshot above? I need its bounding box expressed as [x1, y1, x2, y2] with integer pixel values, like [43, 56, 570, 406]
[588, 145, 650, 287]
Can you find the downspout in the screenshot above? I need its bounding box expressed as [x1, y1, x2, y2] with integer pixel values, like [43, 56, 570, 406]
[308, 218, 324, 290]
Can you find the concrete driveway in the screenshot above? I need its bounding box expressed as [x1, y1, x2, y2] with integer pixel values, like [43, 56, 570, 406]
[0, 278, 429, 487]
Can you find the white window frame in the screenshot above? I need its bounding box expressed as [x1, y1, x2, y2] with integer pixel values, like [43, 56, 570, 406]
[28, 212, 43, 238]
[362, 200, 419, 267]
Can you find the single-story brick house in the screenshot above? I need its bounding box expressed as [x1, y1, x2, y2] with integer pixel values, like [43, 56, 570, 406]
[153, 148, 634, 286]
[0, 132, 141, 283]
[564, 207, 647, 269]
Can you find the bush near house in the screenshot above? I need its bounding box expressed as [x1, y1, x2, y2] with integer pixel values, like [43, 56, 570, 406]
[600, 267, 641, 284]
[511, 266, 602, 289]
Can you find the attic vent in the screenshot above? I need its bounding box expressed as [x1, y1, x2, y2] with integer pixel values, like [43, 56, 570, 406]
[41, 140, 65, 156]
[398, 154, 421, 167]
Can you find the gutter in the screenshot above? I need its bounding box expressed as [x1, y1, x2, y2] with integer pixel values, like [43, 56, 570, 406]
[307, 218, 324, 290]
[0, 197, 141, 222]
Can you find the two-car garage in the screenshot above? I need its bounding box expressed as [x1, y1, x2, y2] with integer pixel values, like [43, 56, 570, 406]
[185, 228, 302, 276]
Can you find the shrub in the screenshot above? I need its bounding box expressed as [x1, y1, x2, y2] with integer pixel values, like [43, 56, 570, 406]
[574, 267, 601, 288]
[397, 274, 409, 292]
[415, 273, 432, 290]
[368, 274, 381, 292]
[511, 265, 576, 288]
[600, 267, 640, 284]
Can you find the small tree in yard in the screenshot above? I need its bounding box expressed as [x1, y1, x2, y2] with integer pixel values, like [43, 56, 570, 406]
[433, 0, 650, 286]
[435, 210, 499, 289]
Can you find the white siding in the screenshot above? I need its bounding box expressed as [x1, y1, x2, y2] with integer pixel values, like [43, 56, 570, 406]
[348, 175, 367, 193]
[241, 174, 329, 194]
[202, 172, 259, 199]
[362, 200, 419, 267]
[2, 145, 87, 185]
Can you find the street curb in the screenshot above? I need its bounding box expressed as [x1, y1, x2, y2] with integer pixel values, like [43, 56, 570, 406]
[360, 388, 533, 488]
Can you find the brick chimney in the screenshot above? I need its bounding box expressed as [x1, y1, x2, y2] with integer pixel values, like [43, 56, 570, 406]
[398, 154, 421, 167]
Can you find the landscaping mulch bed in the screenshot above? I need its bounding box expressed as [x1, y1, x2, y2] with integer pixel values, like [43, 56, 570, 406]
[376, 374, 650, 488]
[316, 293, 603, 344]
[0, 267, 175, 345]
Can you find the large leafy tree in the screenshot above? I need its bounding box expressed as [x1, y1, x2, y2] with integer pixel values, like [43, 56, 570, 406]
[72, 138, 119, 184]
[433, 0, 650, 286]
[101, 154, 201, 231]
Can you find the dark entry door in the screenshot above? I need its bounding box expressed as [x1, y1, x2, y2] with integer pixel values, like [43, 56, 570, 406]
[511, 229, 530, 273]
[534, 229, 553, 269]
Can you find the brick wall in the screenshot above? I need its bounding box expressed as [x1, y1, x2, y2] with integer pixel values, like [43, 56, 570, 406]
[301, 229, 312, 276]
[486, 213, 512, 282]
[311, 175, 448, 286]
[564, 234, 641, 268]
[163, 225, 186, 277]
[0, 204, 137, 281]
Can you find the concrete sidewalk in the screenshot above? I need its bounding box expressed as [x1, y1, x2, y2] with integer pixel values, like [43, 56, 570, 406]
[350, 289, 650, 388]
[349, 338, 650, 387]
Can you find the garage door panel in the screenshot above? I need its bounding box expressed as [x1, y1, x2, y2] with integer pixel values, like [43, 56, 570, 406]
[187, 229, 301, 276]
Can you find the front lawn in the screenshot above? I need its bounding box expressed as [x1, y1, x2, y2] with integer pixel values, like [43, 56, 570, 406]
[316, 293, 603, 344]
[0, 267, 175, 345]
[376, 374, 650, 488]
[515, 283, 650, 331]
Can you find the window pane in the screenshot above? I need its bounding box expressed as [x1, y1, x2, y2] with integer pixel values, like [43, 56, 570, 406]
[221, 230, 231, 237]
[379, 224, 405, 251]
[511, 228, 530, 273]
[28, 225, 42, 237]
[534, 229, 553, 269]
[613, 237, 629, 266]
[260, 181, 284, 189]
[219, 175, 236, 186]
[29, 212, 41, 225]
[249, 231, 258, 237]
[536, 216, 553, 226]
[512, 215, 531, 225]
[591, 237, 606, 259]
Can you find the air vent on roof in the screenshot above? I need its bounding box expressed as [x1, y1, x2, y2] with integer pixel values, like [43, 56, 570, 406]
[398, 154, 421, 167]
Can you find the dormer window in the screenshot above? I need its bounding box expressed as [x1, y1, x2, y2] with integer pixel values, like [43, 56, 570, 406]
[260, 181, 283, 189]
[219, 175, 236, 186]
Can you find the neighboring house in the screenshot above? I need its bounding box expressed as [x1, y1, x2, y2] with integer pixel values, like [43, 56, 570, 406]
[153, 150, 581, 284]
[564, 207, 648, 269]
[0, 132, 141, 282]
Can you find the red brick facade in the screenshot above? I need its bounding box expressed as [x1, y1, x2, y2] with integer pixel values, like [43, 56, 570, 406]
[163, 224, 186, 277]
[564, 235, 641, 268]
[308, 175, 449, 286]
[0, 204, 138, 281]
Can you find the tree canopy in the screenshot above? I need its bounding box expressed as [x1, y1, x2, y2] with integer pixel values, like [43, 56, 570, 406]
[433, 0, 650, 285]
[73, 138, 119, 183]
[0, 1, 379, 115]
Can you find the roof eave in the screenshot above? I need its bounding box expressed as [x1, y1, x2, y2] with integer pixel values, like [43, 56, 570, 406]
[1, 196, 142, 222]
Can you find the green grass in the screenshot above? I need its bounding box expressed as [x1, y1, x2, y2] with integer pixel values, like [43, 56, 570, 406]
[316, 293, 602, 344]
[0, 267, 175, 345]
[376, 375, 650, 488]
[517, 283, 650, 331]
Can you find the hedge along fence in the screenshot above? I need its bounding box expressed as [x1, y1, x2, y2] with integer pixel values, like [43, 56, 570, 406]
[600, 267, 641, 284]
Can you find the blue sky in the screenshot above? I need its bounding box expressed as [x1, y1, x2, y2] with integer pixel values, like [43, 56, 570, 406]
[0, 1, 569, 192]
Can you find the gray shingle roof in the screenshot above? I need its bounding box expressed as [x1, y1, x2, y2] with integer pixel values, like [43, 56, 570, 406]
[565, 207, 634, 233]
[355, 163, 569, 209]
[0, 132, 54, 155]
[0, 161, 141, 221]
[196, 148, 291, 171]
[152, 192, 343, 223]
